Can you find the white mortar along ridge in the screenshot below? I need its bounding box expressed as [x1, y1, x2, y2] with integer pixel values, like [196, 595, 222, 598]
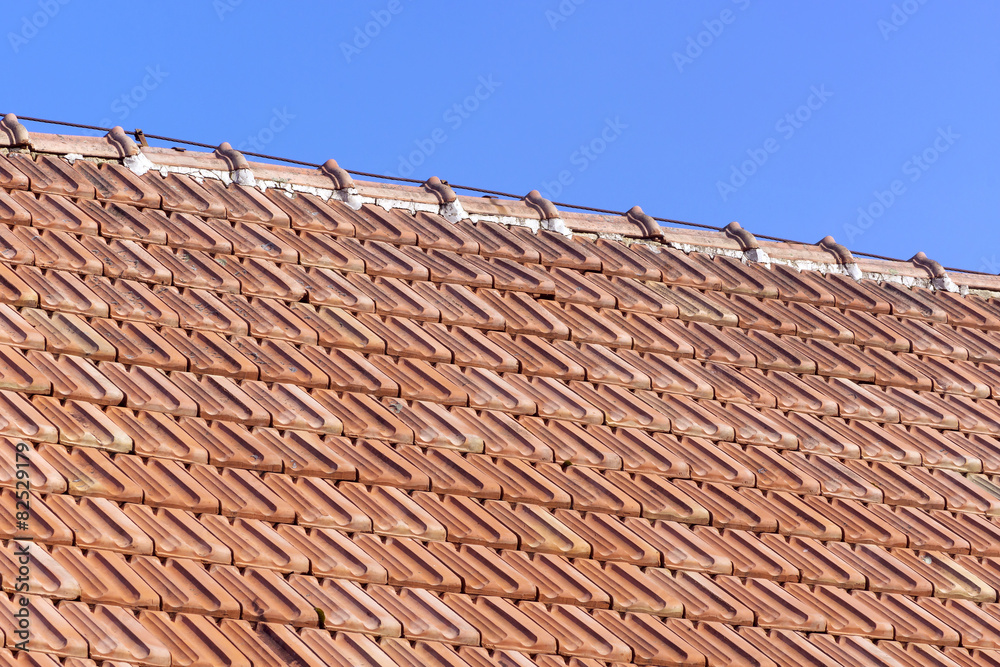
[49, 152, 997, 297]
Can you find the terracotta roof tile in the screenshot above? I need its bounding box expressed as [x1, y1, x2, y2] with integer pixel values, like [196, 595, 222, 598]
[137, 610, 251, 667]
[11, 141, 1000, 666]
[669, 322, 752, 367]
[580, 425, 689, 476]
[890, 548, 994, 601]
[300, 630, 398, 667]
[455, 221, 536, 261]
[352, 205, 421, 244]
[877, 592, 964, 646]
[0, 346, 51, 394]
[0, 437, 63, 494]
[512, 229, 604, 272]
[0, 389, 58, 443]
[785, 583, 892, 640]
[762, 533, 865, 588]
[718, 576, 826, 632]
[539, 303, 629, 348]
[438, 594, 558, 653]
[0, 267, 39, 308]
[368, 585, 480, 645]
[358, 313, 451, 360]
[540, 465, 639, 513]
[666, 397, 741, 442]
[222, 619, 328, 666]
[870, 503, 965, 552]
[628, 246, 721, 290]
[143, 172, 226, 217]
[355, 534, 463, 592]
[265, 190, 354, 235]
[61, 601, 172, 663]
[620, 517, 729, 573]
[810, 633, 904, 666]
[485, 500, 591, 557]
[920, 597, 1000, 650]
[427, 541, 536, 598]
[396, 445, 500, 498]
[930, 290, 1000, 330]
[737, 627, 842, 667]
[599, 311, 684, 356]
[0, 539, 78, 599]
[559, 510, 660, 564]
[129, 552, 240, 618]
[378, 400, 481, 451]
[259, 473, 366, 531]
[604, 472, 705, 524]
[371, 640, 460, 667]
[18, 266, 109, 316]
[0, 594, 88, 657]
[543, 268, 614, 310]
[342, 481, 446, 540]
[499, 550, 609, 608]
[952, 326, 1000, 364]
[291, 575, 401, 636]
[92, 320, 186, 368]
[0, 193, 31, 231]
[415, 492, 518, 548]
[12, 193, 97, 236]
[0, 155, 29, 190]
[656, 571, 756, 623]
[13, 227, 100, 275]
[0, 487, 73, 544]
[191, 465, 295, 522]
[405, 249, 488, 289]
[209, 564, 320, 625]
[0, 225, 34, 267]
[693, 527, 796, 579]
[49, 545, 157, 608]
[803, 496, 899, 547]
[271, 524, 385, 582]
[664, 437, 752, 486]
[946, 646, 1000, 667]
[522, 604, 632, 662]
[480, 290, 570, 339]
[472, 256, 557, 295]
[38, 444, 137, 500]
[941, 513, 1000, 557]
[580, 239, 657, 280]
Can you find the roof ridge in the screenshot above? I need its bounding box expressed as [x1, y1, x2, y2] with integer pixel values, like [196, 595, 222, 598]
[2, 114, 997, 294]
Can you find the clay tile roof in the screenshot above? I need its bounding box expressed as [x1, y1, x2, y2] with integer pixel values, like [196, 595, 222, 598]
[3, 120, 1000, 666]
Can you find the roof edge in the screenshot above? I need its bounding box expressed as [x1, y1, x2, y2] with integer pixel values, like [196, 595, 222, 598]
[2, 128, 993, 295]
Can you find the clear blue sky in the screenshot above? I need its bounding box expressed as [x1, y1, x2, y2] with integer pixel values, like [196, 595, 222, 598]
[6, 1, 998, 272]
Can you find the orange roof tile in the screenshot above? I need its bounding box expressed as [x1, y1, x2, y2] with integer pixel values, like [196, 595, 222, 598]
[2, 121, 1000, 665]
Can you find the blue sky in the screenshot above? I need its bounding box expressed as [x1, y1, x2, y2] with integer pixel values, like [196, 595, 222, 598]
[6, 1, 998, 272]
